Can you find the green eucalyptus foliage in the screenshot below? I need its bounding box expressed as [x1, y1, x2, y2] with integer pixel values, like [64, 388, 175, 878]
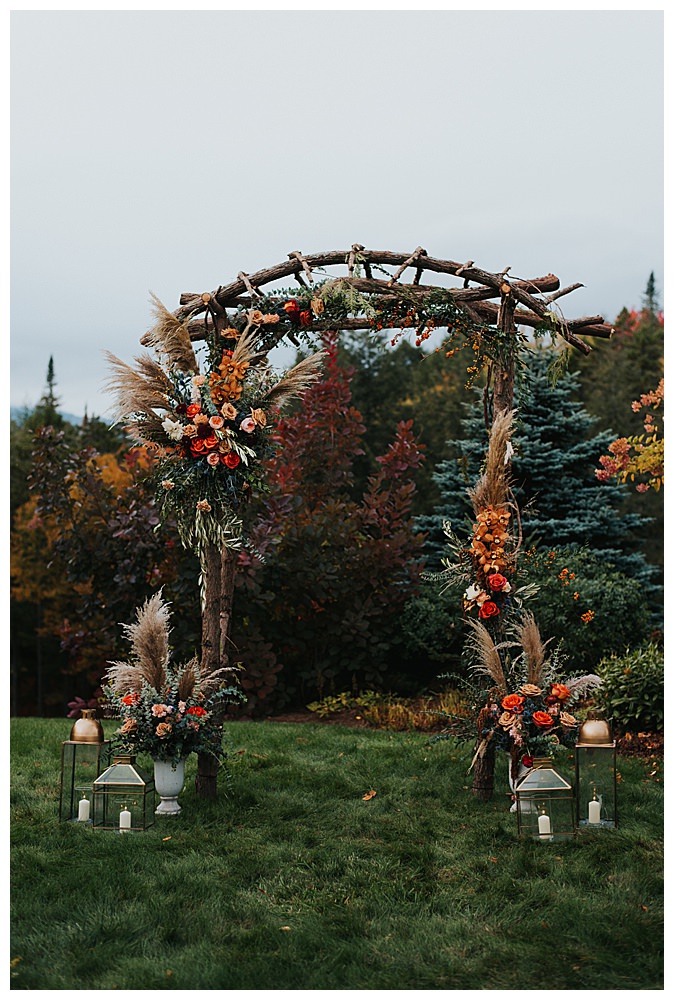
[595, 644, 664, 733]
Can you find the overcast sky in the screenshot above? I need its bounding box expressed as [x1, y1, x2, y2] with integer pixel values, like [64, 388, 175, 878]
[10, 9, 664, 419]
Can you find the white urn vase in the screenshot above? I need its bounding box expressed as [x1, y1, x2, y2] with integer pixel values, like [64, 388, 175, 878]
[153, 758, 186, 816]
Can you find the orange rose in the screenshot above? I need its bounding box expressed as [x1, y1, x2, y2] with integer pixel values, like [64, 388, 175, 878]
[501, 693, 524, 712]
[224, 453, 240, 469]
[550, 683, 570, 702]
[532, 711, 554, 729]
[478, 601, 500, 620]
[186, 404, 201, 417]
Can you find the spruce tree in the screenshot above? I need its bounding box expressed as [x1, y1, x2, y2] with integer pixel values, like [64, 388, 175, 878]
[419, 345, 655, 590]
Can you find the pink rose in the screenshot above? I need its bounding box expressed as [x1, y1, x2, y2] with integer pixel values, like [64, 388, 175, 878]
[151, 704, 169, 718]
[240, 417, 256, 434]
[206, 452, 220, 466]
[209, 415, 224, 429]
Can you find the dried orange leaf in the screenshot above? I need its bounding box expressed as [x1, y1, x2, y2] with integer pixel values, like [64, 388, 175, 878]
[280, 926, 291, 931]
[162, 836, 172, 842]
[362, 789, 377, 801]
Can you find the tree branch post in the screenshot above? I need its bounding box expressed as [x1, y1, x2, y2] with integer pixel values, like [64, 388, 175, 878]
[196, 543, 237, 800]
[471, 284, 518, 802]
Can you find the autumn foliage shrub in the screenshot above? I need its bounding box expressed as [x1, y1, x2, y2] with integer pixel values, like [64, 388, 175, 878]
[230, 333, 427, 712]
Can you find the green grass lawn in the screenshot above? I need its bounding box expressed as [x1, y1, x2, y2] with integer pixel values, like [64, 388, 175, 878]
[10, 718, 664, 990]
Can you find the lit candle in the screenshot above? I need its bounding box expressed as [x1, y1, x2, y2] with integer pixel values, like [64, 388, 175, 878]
[588, 798, 601, 824]
[119, 806, 131, 832]
[77, 797, 90, 822]
[538, 810, 552, 840]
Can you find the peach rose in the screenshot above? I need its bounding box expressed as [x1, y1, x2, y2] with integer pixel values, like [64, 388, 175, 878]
[559, 711, 578, 728]
[193, 413, 209, 426]
[120, 718, 137, 734]
[250, 408, 267, 428]
[498, 711, 518, 730]
[206, 452, 220, 466]
[183, 424, 198, 439]
[155, 722, 173, 738]
[520, 684, 542, 697]
[249, 310, 264, 325]
[220, 403, 238, 421]
[196, 500, 212, 512]
[240, 417, 256, 434]
[209, 415, 225, 429]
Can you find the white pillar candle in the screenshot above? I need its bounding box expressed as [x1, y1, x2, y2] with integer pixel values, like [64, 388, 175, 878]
[588, 799, 601, 824]
[77, 797, 90, 822]
[119, 807, 132, 832]
[538, 812, 552, 839]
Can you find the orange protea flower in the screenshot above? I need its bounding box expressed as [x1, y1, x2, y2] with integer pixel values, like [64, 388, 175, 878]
[550, 683, 571, 702]
[532, 711, 554, 729]
[501, 693, 525, 712]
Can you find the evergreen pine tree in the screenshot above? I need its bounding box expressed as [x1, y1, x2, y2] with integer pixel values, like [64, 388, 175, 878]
[418, 346, 656, 590]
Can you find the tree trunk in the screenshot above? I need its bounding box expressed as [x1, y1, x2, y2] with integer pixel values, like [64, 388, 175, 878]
[472, 745, 496, 803]
[196, 543, 238, 800]
[471, 285, 517, 802]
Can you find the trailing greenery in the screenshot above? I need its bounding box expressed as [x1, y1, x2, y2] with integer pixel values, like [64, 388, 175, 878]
[11, 719, 663, 990]
[594, 644, 664, 734]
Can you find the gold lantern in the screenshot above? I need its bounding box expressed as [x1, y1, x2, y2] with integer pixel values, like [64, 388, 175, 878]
[92, 754, 155, 832]
[59, 709, 111, 822]
[515, 758, 576, 841]
[575, 718, 617, 829]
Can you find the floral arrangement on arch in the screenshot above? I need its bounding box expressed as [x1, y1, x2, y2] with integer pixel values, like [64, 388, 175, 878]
[431, 407, 601, 779]
[466, 613, 602, 772]
[105, 295, 325, 557]
[103, 591, 244, 767]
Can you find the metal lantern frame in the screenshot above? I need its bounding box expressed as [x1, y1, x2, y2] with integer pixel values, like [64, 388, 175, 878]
[59, 710, 112, 823]
[575, 732, 618, 830]
[515, 758, 576, 842]
[92, 754, 156, 832]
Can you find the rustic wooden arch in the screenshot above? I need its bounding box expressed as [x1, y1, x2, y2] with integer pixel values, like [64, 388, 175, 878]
[172, 245, 611, 798]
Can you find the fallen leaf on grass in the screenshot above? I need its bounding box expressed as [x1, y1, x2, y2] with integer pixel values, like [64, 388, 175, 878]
[362, 790, 377, 801]
[641, 905, 648, 911]
[162, 836, 172, 842]
[280, 926, 291, 931]
[251, 753, 268, 759]
[489, 857, 498, 863]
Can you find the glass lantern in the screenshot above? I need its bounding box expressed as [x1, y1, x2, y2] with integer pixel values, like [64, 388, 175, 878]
[575, 719, 617, 829]
[59, 709, 112, 823]
[92, 754, 155, 832]
[515, 758, 575, 841]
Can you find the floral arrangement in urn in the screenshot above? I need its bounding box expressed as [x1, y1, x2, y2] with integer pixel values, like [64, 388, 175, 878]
[103, 591, 243, 767]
